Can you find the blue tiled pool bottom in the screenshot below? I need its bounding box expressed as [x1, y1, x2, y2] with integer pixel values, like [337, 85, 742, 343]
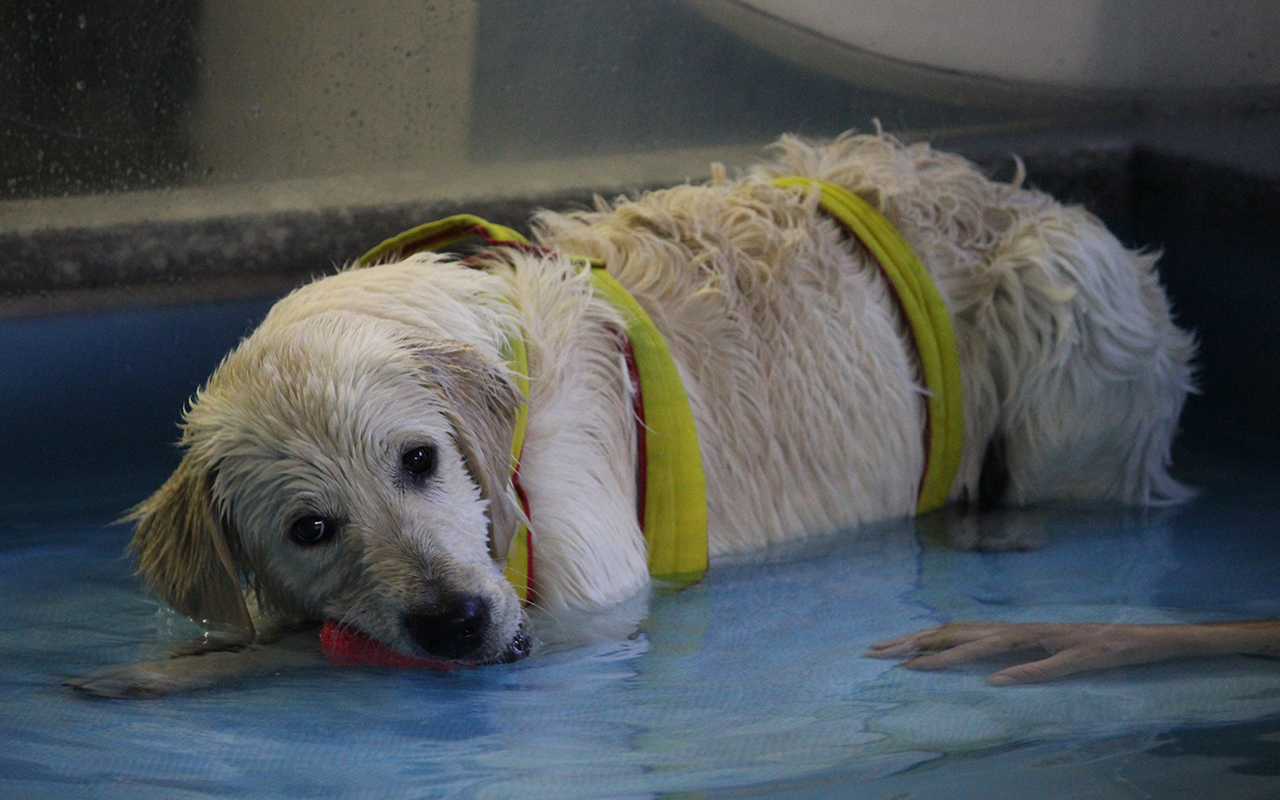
[1, 456, 1278, 799]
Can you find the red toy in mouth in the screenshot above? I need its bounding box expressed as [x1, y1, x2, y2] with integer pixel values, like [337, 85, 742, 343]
[319, 620, 468, 670]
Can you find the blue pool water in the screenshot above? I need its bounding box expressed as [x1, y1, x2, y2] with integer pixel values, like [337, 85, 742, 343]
[2, 453, 1279, 799]
[2, 226, 1280, 800]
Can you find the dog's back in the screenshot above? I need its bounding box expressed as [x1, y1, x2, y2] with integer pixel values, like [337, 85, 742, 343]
[534, 133, 1196, 555]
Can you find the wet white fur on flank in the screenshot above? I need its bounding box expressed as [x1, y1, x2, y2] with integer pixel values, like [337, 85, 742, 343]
[131, 132, 1196, 653]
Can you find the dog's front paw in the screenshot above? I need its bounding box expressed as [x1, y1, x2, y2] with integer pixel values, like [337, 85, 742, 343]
[68, 641, 320, 699]
[66, 659, 204, 699]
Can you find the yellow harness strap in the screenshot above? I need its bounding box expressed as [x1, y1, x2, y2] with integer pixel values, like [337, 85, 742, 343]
[356, 215, 708, 602]
[588, 269, 708, 585]
[771, 177, 963, 514]
[500, 333, 533, 604]
[355, 214, 527, 268]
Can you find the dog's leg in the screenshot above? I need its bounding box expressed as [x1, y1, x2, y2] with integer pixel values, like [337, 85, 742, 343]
[941, 435, 1047, 552]
[943, 507, 1050, 553]
[67, 626, 322, 698]
[976, 434, 1009, 513]
[977, 210, 1194, 508]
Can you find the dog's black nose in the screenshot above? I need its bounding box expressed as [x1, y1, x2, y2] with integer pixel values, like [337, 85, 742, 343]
[403, 596, 490, 660]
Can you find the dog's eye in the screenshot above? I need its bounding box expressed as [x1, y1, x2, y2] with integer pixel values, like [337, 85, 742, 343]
[289, 515, 337, 546]
[401, 445, 438, 483]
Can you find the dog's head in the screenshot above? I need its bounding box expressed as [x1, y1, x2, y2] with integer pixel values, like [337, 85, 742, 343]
[129, 310, 531, 665]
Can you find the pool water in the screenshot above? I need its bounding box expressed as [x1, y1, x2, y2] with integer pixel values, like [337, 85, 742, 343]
[2, 451, 1278, 798]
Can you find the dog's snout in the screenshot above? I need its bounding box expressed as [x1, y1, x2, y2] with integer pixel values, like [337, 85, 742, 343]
[403, 596, 491, 660]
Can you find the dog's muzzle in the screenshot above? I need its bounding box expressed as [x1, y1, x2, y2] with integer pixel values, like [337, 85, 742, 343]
[402, 595, 531, 664]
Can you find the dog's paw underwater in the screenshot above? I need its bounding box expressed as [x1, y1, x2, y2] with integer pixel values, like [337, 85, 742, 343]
[80, 132, 1195, 694]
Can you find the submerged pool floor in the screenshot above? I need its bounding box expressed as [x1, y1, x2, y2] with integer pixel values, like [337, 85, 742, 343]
[2, 455, 1278, 799]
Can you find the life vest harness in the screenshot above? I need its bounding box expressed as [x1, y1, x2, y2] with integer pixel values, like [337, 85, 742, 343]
[354, 177, 963, 605]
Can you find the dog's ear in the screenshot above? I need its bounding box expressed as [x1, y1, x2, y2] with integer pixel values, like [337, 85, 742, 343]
[410, 339, 525, 562]
[125, 455, 255, 633]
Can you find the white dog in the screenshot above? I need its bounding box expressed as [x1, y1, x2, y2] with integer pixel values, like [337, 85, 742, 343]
[71, 133, 1195, 696]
